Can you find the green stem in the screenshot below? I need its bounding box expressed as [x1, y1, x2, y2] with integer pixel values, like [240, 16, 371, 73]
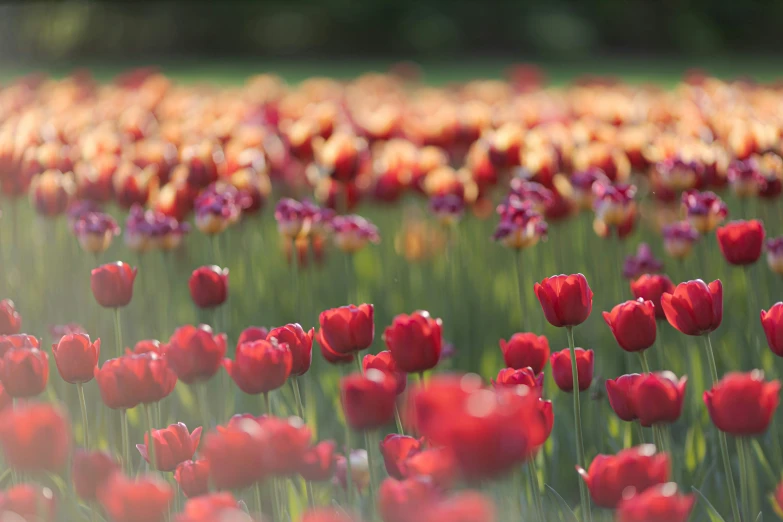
[354, 355, 364, 375]
[345, 426, 354, 509]
[365, 430, 378, 518]
[652, 425, 664, 454]
[513, 249, 528, 331]
[254, 482, 263, 518]
[292, 377, 315, 508]
[394, 405, 405, 435]
[705, 335, 741, 522]
[77, 383, 90, 449]
[264, 392, 272, 416]
[637, 351, 651, 374]
[634, 421, 646, 445]
[145, 403, 157, 472]
[113, 308, 123, 358]
[737, 437, 750, 522]
[120, 409, 130, 472]
[196, 382, 211, 430]
[527, 456, 545, 522]
[567, 326, 592, 522]
[292, 237, 300, 320]
[271, 479, 281, 522]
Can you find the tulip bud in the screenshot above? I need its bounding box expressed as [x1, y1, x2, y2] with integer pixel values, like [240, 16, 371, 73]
[550, 348, 594, 392]
[0, 299, 21, 335]
[52, 333, 100, 384]
[632, 371, 687, 427]
[717, 219, 765, 266]
[340, 369, 398, 431]
[188, 266, 229, 309]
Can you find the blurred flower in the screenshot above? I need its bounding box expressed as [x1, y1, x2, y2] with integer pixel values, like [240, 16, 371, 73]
[603, 299, 657, 352]
[654, 157, 703, 192]
[499, 333, 549, 374]
[113, 163, 158, 209]
[299, 440, 337, 482]
[341, 369, 398, 430]
[72, 211, 120, 254]
[98, 473, 174, 522]
[493, 200, 548, 250]
[125, 204, 190, 252]
[275, 198, 307, 239]
[606, 373, 643, 422]
[384, 310, 443, 374]
[188, 265, 229, 309]
[416, 490, 496, 522]
[267, 323, 315, 376]
[570, 168, 609, 210]
[0, 299, 21, 335]
[0, 402, 70, 473]
[194, 187, 242, 235]
[727, 158, 762, 198]
[761, 303, 783, 357]
[334, 449, 371, 493]
[166, 324, 227, 385]
[48, 322, 86, 340]
[29, 169, 76, 217]
[175, 459, 211, 498]
[577, 444, 670, 508]
[661, 279, 723, 336]
[52, 333, 100, 383]
[662, 221, 699, 260]
[616, 483, 695, 522]
[94, 352, 177, 409]
[201, 420, 267, 490]
[716, 219, 765, 266]
[133, 339, 162, 355]
[301, 508, 359, 522]
[502, 179, 553, 214]
[378, 477, 441, 522]
[592, 182, 636, 227]
[90, 261, 137, 308]
[318, 304, 375, 356]
[550, 348, 594, 392]
[429, 194, 465, 226]
[259, 416, 313, 476]
[364, 351, 407, 395]
[0, 345, 49, 398]
[630, 274, 675, 320]
[330, 214, 380, 253]
[315, 132, 369, 183]
[623, 244, 663, 279]
[704, 370, 780, 436]
[492, 367, 544, 389]
[767, 237, 783, 275]
[174, 492, 250, 522]
[681, 190, 728, 233]
[632, 372, 687, 427]
[379, 434, 423, 480]
[535, 273, 593, 328]
[137, 422, 203, 472]
[0, 484, 56, 522]
[403, 446, 460, 489]
[237, 326, 270, 347]
[72, 449, 119, 501]
[224, 339, 292, 394]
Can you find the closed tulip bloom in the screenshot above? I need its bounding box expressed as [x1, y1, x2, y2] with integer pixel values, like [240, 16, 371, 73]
[603, 299, 657, 352]
[29, 169, 76, 217]
[0, 299, 21, 334]
[0, 346, 49, 398]
[632, 372, 687, 427]
[188, 265, 229, 309]
[137, 422, 203, 472]
[341, 369, 398, 431]
[616, 483, 695, 522]
[767, 237, 783, 275]
[330, 214, 380, 253]
[606, 374, 643, 422]
[72, 449, 119, 501]
[0, 402, 70, 473]
[378, 477, 441, 522]
[630, 274, 675, 320]
[0, 333, 39, 355]
[717, 220, 765, 265]
[682, 190, 728, 233]
[237, 326, 269, 347]
[318, 329, 356, 365]
[492, 367, 544, 389]
[418, 491, 496, 522]
[661, 279, 723, 336]
[384, 310, 443, 373]
[175, 493, 250, 522]
[98, 473, 174, 522]
[224, 339, 292, 394]
[166, 324, 227, 384]
[260, 416, 313, 476]
[299, 440, 337, 482]
[175, 459, 211, 498]
[201, 420, 267, 490]
[94, 353, 177, 409]
[364, 351, 407, 394]
[0, 484, 56, 522]
[403, 447, 459, 490]
[577, 444, 670, 508]
[268, 323, 315, 376]
[761, 303, 783, 357]
[499, 333, 549, 374]
[380, 434, 423, 479]
[73, 211, 120, 254]
[133, 339, 163, 355]
[301, 508, 359, 522]
[550, 348, 594, 392]
[91, 261, 137, 308]
[319, 304, 375, 355]
[662, 221, 699, 260]
[52, 333, 100, 383]
[535, 273, 593, 327]
[704, 370, 780, 436]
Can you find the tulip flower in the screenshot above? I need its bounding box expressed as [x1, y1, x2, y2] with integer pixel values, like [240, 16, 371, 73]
[417, 491, 497, 522]
[492, 367, 544, 389]
[330, 214, 380, 253]
[98, 473, 174, 522]
[90, 261, 137, 308]
[704, 371, 780, 436]
[334, 449, 371, 493]
[267, 323, 315, 376]
[300, 440, 337, 482]
[301, 508, 359, 522]
[49, 322, 86, 340]
[175, 492, 250, 522]
[661, 279, 723, 336]
[622, 243, 663, 280]
[72, 449, 119, 501]
[577, 444, 670, 508]
[188, 265, 229, 308]
[682, 190, 728, 233]
[662, 221, 699, 260]
[0, 484, 56, 522]
[492, 200, 549, 249]
[727, 158, 762, 198]
[275, 198, 308, 239]
[318, 329, 356, 364]
[632, 372, 687, 427]
[535, 273, 593, 328]
[137, 422, 203, 472]
[165, 324, 227, 384]
[380, 434, 423, 479]
[606, 374, 643, 422]
[0, 345, 49, 398]
[499, 333, 549, 374]
[616, 483, 695, 522]
[429, 193, 464, 226]
[378, 477, 441, 522]
[767, 237, 783, 275]
[224, 339, 292, 395]
[0, 299, 21, 334]
[194, 189, 242, 235]
[237, 326, 270, 346]
[175, 459, 211, 499]
[95, 352, 177, 409]
[774, 481, 783, 518]
[0, 402, 71, 473]
[29, 169, 76, 217]
[761, 303, 783, 357]
[201, 420, 268, 490]
[364, 351, 407, 394]
[550, 348, 594, 392]
[630, 274, 675, 319]
[341, 369, 398, 431]
[403, 446, 460, 490]
[52, 333, 100, 383]
[603, 298, 657, 353]
[318, 304, 375, 355]
[592, 181, 636, 226]
[73, 211, 120, 254]
[0, 383, 9, 412]
[716, 219, 765, 266]
[384, 310, 443, 373]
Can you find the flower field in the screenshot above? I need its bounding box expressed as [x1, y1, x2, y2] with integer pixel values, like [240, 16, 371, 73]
[2, 66, 783, 522]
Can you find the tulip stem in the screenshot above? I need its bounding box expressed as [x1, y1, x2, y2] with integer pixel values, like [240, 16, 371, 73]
[527, 456, 545, 522]
[253, 482, 263, 517]
[637, 351, 651, 374]
[365, 430, 378, 519]
[737, 436, 751, 522]
[354, 356, 364, 375]
[145, 403, 157, 472]
[264, 392, 272, 416]
[113, 307, 123, 359]
[705, 335, 741, 522]
[634, 421, 645, 445]
[394, 405, 405, 435]
[291, 237, 300, 320]
[77, 382, 90, 449]
[292, 377, 316, 508]
[566, 326, 592, 522]
[345, 428, 354, 510]
[197, 382, 211, 430]
[120, 409, 130, 472]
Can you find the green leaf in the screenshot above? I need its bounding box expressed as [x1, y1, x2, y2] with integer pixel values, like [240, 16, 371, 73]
[755, 512, 763, 522]
[751, 439, 777, 485]
[544, 483, 578, 522]
[692, 487, 727, 522]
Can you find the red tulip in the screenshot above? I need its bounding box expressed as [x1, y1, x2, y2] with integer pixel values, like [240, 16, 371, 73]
[550, 348, 594, 392]
[632, 372, 687, 427]
[616, 483, 695, 522]
[716, 219, 765, 266]
[0, 345, 49, 398]
[98, 473, 174, 522]
[630, 274, 675, 320]
[165, 324, 227, 384]
[0, 484, 56, 522]
[237, 326, 269, 347]
[704, 370, 780, 436]
[91, 261, 137, 308]
[661, 279, 723, 336]
[606, 374, 642, 422]
[603, 299, 657, 353]
[341, 369, 398, 430]
[0, 333, 39, 355]
[0, 382, 9, 412]
[0, 299, 21, 334]
[417, 491, 496, 522]
[52, 333, 100, 383]
[201, 419, 268, 490]
[175, 459, 211, 498]
[318, 304, 375, 355]
[364, 351, 407, 394]
[72, 449, 120, 501]
[301, 508, 359, 522]
[224, 339, 292, 394]
[492, 367, 544, 389]
[260, 416, 312, 476]
[682, 190, 728, 233]
[384, 310, 443, 373]
[577, 444, 670, 508]
[534, 274, 593, 327]
[403, 447, 459, 489]
[137, 422, 203, 472]
[299, 440, 337, 482]
[29, 169, 75, 217]
[318, 329, 356, 364]
[94, 353, 177, 409]
[334, 449, 371, 493]
[379, 434, 423, 479]
[188, 265, 229, 308]
[267, 323, 315, 376]
[0, 402, 70, 472]
[499, 333, 549, 374]
[761, 303, 783, 357]
[174, 493, 248, 522]
[378, 477, 441, 522]
[775, 481, 783, 518]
